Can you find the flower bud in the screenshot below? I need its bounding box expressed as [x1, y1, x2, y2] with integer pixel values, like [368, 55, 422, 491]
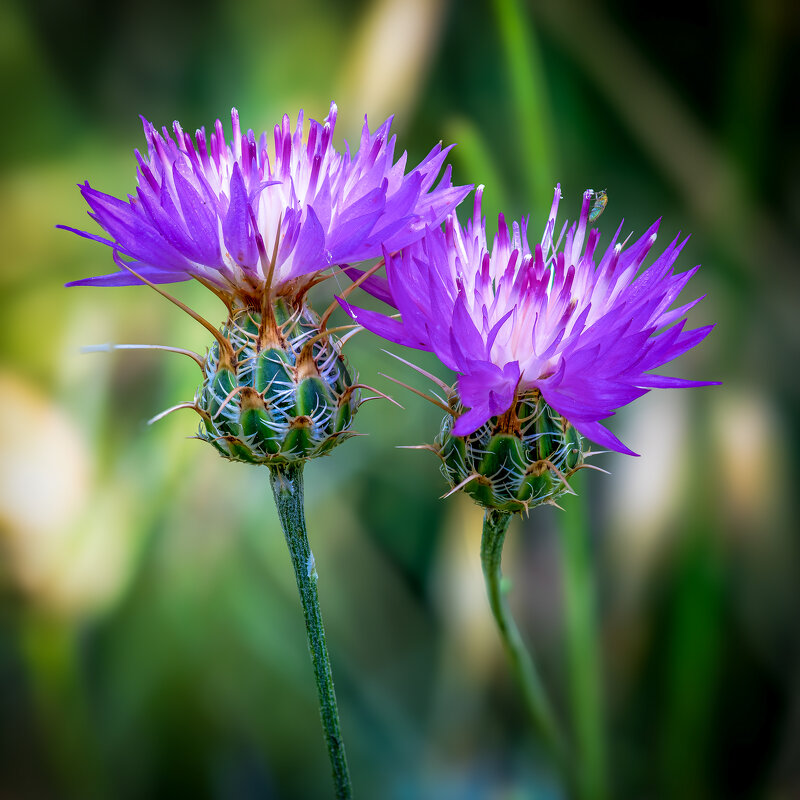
[436, 390, 586, 513]
[197, 299, 359, 464]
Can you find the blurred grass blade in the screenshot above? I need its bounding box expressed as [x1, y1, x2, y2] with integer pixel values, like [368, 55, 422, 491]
[492, 0, 556, 209]
[659, 532, 723, 800]
[560, 476, 608, 800]
[22, 617, 110, 800]
[444, 116, 510, 224]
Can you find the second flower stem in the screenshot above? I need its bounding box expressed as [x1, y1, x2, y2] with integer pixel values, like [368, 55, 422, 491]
[481, 509, 568, 772]
[269, 462, 352, 799]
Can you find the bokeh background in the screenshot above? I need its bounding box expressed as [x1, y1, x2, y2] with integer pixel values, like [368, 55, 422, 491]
[1, 0, 799, 797]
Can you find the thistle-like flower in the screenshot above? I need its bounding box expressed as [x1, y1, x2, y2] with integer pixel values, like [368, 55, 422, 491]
[342, 185, 718, 512]
[63, 105, 471, 798]
[63, 104, 470, 464]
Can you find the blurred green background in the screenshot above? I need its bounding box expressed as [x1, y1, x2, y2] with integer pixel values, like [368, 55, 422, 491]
[1, 0, 798, 797]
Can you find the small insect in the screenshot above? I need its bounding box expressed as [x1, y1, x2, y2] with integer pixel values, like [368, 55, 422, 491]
[588, 189, 608, 223]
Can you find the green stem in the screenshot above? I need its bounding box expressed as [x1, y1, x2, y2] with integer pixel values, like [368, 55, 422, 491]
[480, 509, 568, 774]
[268, 462, 352, 799]
[560, 484, 607, 800]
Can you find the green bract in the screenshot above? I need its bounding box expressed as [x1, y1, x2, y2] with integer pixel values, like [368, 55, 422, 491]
[196, 299, 359, 465]
[436, 390, 586, 513]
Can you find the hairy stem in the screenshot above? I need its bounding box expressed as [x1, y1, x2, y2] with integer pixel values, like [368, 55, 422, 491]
[481, 509, 569, 775]
[269, 462, 352, 799]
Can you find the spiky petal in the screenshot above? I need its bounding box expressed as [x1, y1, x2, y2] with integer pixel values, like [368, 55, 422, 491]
[62, 104, 470, 302]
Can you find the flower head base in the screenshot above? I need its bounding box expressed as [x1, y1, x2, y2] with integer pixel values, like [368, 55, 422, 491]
[196, 299, 359, 465]
[63, 104, 469, 467]
[62, 104, 469, 308]
[344, 185, 718, 461]
[437, 388, 586, 513]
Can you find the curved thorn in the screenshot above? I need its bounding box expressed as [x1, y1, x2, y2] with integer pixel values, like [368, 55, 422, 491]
[320, 259, 385, 332]
[541, 460, 577, 494]
[380, 349, 451, 393]
[300, 323, 361, 349]
[113, 257, 233, 358]
[337, 327, 365, 348]
[441, 473, 479, 499]
[345, 383, 403, 409]
[583, 449, 611, 459]
[194, 276, 234, 313]
[572, 462, 611, 476]
[377, 373, 451, 414]
[148, 402, 207, 426]
[211, 385, 248, 419]
[396, 443, 446, 464]
[258, 373, 280, 400]
[81, 342, 205, 370]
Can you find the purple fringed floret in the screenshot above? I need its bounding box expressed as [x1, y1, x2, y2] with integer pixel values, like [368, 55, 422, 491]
[62, 104, 471, 294]
[341, 185, 719, 456]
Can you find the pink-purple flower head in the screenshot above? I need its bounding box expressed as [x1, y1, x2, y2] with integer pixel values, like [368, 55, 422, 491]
[62, 103, 470, 304]
[342, 185, 718, 456]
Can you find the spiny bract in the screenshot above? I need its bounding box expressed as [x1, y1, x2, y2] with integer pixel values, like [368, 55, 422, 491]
[437, 389, 586, 513]
[196, 298, 359, 465]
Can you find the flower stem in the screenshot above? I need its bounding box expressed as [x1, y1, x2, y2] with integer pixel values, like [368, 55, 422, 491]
[560, 484, 607, 800]
[480, 509, 568, 773]
[268, 462, 352, 799]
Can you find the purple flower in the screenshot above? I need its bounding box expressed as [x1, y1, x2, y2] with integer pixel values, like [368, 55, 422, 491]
[342, 185, 718, 456]
[62, 104, 470, 301]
